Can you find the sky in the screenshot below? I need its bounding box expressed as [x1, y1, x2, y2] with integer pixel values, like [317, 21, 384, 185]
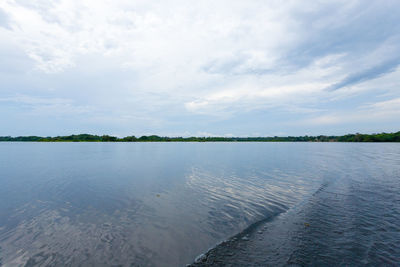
[0, 0, 399, 137]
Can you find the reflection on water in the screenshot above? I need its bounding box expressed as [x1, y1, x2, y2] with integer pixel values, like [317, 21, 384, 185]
[191, 143, 400, 266]
[0, 143, 399, 266]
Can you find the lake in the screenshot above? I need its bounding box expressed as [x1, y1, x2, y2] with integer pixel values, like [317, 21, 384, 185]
[0, 142, 399, 266]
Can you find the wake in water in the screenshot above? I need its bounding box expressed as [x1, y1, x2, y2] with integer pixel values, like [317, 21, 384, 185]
[1, 143, 399, 266]
[190, 167, 400, 266]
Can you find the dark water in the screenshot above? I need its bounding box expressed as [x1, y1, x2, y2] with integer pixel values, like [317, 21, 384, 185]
[0, 143, 399, 266]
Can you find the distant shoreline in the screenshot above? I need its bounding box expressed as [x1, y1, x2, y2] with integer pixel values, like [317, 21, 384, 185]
[1, 131, 399, 142]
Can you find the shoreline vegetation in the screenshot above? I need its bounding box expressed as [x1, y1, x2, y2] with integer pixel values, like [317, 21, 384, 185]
[0, 131, 399, 142]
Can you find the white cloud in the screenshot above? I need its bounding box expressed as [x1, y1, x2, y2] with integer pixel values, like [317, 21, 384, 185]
[303, 97, 400, 126]
[0, 0, 399, 135]
[366, 97, 400, 115]
[0, 94, 93, 115]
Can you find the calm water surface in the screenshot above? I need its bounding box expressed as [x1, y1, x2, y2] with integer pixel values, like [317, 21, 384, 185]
[0, 143, 399, 266]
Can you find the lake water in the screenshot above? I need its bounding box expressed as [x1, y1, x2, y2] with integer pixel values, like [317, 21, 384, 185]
[0, 142, 399, 266]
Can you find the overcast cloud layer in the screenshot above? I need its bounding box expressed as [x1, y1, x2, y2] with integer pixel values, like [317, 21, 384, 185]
[0, 0, 399, 137]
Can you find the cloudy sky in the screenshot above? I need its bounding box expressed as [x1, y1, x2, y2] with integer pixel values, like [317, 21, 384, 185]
[0, 0, 399, 137]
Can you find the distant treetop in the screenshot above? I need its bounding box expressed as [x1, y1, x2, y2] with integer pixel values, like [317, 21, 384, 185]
[0, 131, 399, 142]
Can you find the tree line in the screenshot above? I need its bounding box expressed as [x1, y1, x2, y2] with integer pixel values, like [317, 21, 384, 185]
[0, 131, 399, 142]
